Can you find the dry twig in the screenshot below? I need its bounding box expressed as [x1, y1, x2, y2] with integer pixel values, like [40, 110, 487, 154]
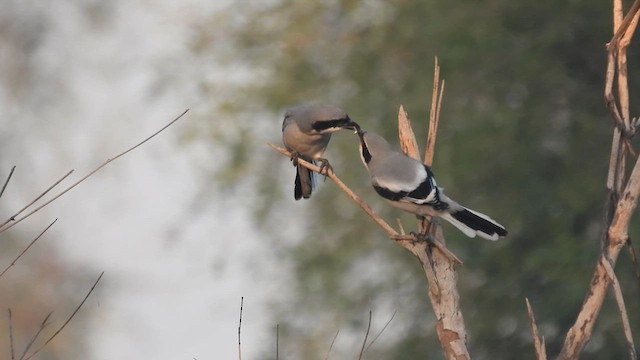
[357, 311, 372, 360]
[525, 298, 547, 360]
[0, 219, 57, 279]
[324, 329, 340, 360]
[24, 272, 103, 360]
[0, 109, 189, 233]
[0, 165, 16, 201]
[364, 310, 397, 353]
[0, 170, 73, 229]
[238, 296, 243, 360]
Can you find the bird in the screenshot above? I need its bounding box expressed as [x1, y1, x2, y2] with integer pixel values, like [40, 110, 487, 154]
[355, 129, 507, 240]
[282, 104, 359, 200]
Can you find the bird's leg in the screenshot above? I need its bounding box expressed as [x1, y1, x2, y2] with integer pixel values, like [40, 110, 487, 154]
[316, 158, 333, 176]
[410, 231, 441, 290]
[289, 151, 301, 166]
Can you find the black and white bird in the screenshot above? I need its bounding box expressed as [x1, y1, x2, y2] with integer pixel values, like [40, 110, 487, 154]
[356, 129, 507, 240]
[282, 104, 359, 200]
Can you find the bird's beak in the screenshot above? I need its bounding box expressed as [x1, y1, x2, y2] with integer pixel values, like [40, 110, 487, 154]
[346, 120, 361, 135]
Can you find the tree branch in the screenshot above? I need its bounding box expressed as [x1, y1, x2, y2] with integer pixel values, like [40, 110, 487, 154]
[526, 298, 547, 360]
[558, 2, 640, 356]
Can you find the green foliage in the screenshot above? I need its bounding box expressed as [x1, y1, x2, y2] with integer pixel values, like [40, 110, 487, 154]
[193, 0, 640, 358]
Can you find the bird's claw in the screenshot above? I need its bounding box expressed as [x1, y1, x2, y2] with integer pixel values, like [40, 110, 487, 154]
[409, 231, 435, 246]
[290, 151, 301, 166]
[317, 158, 333, 176]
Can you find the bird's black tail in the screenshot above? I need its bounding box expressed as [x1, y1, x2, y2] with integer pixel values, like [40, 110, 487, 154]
[441, 208, 507, 240]
[294, 165, 314, 200]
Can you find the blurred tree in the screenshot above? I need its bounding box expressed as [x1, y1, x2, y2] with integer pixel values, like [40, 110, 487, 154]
[191, 0, 640, 358]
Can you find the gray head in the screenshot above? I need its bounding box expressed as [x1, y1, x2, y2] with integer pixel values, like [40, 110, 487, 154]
[283, 104, 358, 134]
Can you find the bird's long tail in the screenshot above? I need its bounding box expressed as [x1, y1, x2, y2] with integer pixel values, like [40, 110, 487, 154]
[440, 208, 507, 241]
[294, 165, 314, 200]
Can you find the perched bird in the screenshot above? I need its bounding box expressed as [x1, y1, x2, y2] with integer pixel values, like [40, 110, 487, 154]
[356, 129, 507, 240]
[282, 104, 358, 200]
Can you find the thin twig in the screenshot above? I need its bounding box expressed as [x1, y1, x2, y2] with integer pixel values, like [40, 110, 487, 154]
[626, 241, 640, 285]
[324, 329, 340, 360]
[601, 256, 638, 360]
[0, 170, 73, 230]
[238, 297, 243, 360]
[0, 109, 189, 233]
[0, 219, 57, 279]
[8, 309, 15, 360]
[0, 165, 16, 201]
[525, 298, 547, 360]
[364, 310, 396, 352]
[425, 58, 444, 167]
[357, 311, 372, 360]
[19, 312, 52, 360]
[276, 324, 279, 360]
[24, 272, 104, 360]
[269, 144, 398, 236]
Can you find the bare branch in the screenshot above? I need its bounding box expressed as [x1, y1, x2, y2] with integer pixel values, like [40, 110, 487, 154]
[608, 0, 640, 53]
[560, 2, 640, 358]
[0, 109, 189, 233]
[425, 57, 444, 167]
[357, 310, 372, 360]
[365, 310, 396, 352]
[8, 309, 15, 360]
[19, 312, 52, 360]
[276, 324, 279, 360]
[0, 219, 57, 279]
[24, 272, 104, 360]
[601, 256, 637, 360]
[324, 329, 339, 360]
[525, 298, 547, 360]
[238, 296, 243, 360]
[0, 170, 73, 230]
[0, 165, 16, 201]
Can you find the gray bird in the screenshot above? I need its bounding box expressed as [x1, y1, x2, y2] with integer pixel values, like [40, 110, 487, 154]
[356, 129, 507, 240]
[282, 104, 358, 200]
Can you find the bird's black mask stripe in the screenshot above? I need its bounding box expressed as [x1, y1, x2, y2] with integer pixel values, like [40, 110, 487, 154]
[358, 133, 372, 163]
[311, 117, 353, 131]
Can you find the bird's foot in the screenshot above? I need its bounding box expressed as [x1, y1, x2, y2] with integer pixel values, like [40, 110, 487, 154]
[409, 231, 435, 246]
[317, 158, 333, 176]
[290, 151, 301, 166]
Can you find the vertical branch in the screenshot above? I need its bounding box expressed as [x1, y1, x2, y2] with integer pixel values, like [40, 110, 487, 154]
[525, 298, 547, 360]
[425, 57, 445, 167]
[238, 297, 243, 360]
[396, 60, 469, 360]
[558, 1, 640, 358]
[8, 309, 15, 360]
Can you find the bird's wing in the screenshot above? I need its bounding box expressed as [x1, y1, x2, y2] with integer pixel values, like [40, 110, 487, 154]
[371, 157, 441, 207]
